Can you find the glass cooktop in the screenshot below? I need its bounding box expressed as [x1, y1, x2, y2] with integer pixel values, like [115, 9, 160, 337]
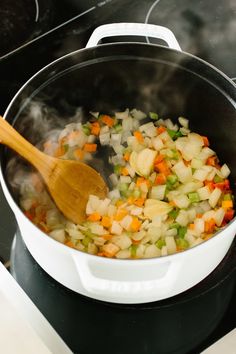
[0, 0, 235, 352]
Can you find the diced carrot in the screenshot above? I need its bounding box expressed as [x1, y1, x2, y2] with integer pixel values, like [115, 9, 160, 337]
[133, 198, 145, 207]
[123, 152, 131, 161]
[65, 241, 75, 248]
[202, 136, 209, 147]
[222, 200, 233, 209]
[101, 216, 112, 228]
[24, 211, 34, 221]
[121, 167, 129, 176]
[116, 199, 125, 207]
[154, 173, 166, 185]
[87, 212, 101, 221]
[97, 252, 105, 257]
[206, 156, 218, 167]
[54, 145, 66, 157]
[102, 234, 113, 240]
[169, 200, 176, 207]
[204, 180, 215, 191]
[83, 143, 97, 152]
[154, 154, 164, 165]
[157, 126, 166, 134]
[196, 213, 203, 218]
[101, 115, 115, 127]
[133, 130, 144, 143]
[132, 239, 141, 245]
[38, 223, 49, 233]
[224, 209, 234, 222]
[130, 217, 142, 232]
[189, 223, 195, 230]
[154, 161, 171, 176]
[205, 219, 215, 233]
[115, 209, 128, 221]
[74, 148, 84, 160]
[91, 122, 100, 136]
[136, 177, 150, 187]
[213, 182, 226, 191]
[103, 243, 119, 257]
[127, 196, 135, 205]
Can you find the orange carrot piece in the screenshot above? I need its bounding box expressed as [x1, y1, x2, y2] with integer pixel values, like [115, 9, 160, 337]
[204, 180, 215, 191]
[154, 154, 164, 165]
[101, 216, 112, 228]
[102, 234, 113, 241]
[224, 209, 234, 222]
[206, 156, 217, 167]
[101, 115, 115, 127]
[133, 198, 145, 207]
[91, 122, 100, 136]
[205, 219, 215, 233]
[154, 174, 166, 185]
[202, 136, 209, 147]
[154, 161, 171, 176]
[133, 130, 144, 143]
[196, 213, 203, 218]
[87, 212, 101, 222]
[114, 209, 128, 221]
[222, 200, 233, 209]
[157, 126, 166, 134]
[83, 143, 97, 152]
[123, 151, 131, 161]
[121, 167, 129, 176]
[130, 217, 142, 232]
[136, 177, 150, 187]
[54, 145, 66, 157]
[64, 241, 75, 248]
[24, 211, 34, 221]
[74, 148, 84, 160]
[189, 223, 195, 230]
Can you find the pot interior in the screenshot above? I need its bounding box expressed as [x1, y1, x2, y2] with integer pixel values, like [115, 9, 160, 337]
[1, 43, 236, 207]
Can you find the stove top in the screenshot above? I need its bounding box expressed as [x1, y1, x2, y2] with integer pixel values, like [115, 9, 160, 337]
[0, 0, 236, 352]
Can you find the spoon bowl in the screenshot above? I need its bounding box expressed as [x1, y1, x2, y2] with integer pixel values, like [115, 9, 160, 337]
[0, 116, 108, 224]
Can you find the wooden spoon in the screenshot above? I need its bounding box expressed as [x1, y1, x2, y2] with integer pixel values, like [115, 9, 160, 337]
[0, 116, 108, 224]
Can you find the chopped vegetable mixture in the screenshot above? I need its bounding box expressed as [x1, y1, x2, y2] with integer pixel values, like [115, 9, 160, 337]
[20, 109, 235, 259]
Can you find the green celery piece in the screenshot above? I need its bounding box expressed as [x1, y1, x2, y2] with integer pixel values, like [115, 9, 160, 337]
[170, 223, 180, 230]
[63, 144, 69, 153]
[118, 183, 128, 192]
[114, 123, 123, 133]
[188, 192, 200, 203]
[168, 208, 179, 219]
[167, 174, 178, 185]
[114, 165, 121, 175]
[174, 131, 183, 139]
[133, 189, 141, 198]
[156, 239, 166, 249]
[223, 193, 232, 201]
[82, 236, 91, 247]
[214, 175, 224, 183]
[82, 125, 91, 136]
[149, 112, 159, 120]
[178, 226, 187, 238]
[176, 238, 189, 249]
[130, 244, 138, 257]
[167, 129, 176, 139]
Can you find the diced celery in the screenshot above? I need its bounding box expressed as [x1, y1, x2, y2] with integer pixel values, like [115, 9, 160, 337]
[82, 125, 91, 136]
[130, 244, 138, 257]
[156, 239, 166, 249]
[82, 236, 91, 246]
[178, 226, 187, 238]
[223, 193, 232, 201]
[167, 174, 178, 185]
[83, 229, 96, 238]
[168, 208, 179, 219]
[149, 112, 159, 120]
[174, 131, 183, 139]
[176, 238, 189, 249]
[114, 123, 123, 133]
[133, 189, 141, 198]
[188, 192, 200, 203]
[63, 144, 69, 153]
[167, 129, 176, 139]
[170, 222, 180, 230]
[114, 165, 121, 175]
[214, 175, 224, 183]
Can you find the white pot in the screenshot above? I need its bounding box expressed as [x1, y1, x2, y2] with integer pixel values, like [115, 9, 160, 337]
[1, 23, 236, 304]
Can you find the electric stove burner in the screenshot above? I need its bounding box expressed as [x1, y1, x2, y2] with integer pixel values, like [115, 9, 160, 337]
[0, 0, 54, 58]
[10, 230, 236, 354]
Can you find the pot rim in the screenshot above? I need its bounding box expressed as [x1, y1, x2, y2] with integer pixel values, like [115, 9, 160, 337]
[1, 41, 236, 263]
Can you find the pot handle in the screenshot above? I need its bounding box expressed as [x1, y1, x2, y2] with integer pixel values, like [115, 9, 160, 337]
[86, 22, 181, 51]
[72, 253, 182, 302]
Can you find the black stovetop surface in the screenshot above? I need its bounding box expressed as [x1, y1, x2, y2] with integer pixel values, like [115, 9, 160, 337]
[0, 0, 236, 352]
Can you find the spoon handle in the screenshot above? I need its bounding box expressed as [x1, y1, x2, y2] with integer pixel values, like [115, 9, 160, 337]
[0, 116, 54, 173]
